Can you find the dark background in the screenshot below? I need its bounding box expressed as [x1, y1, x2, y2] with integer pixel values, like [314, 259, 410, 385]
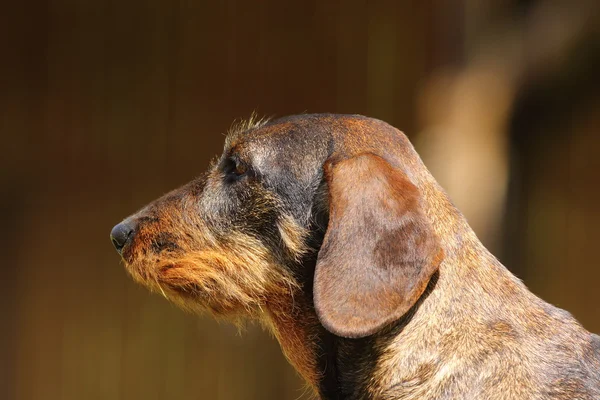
[1, 1, 599, 399]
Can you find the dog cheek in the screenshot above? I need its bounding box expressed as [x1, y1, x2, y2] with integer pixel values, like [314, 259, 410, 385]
[277, 214, 309, 260]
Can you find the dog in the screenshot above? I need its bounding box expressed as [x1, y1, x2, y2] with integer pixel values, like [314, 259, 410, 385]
[110, 114, 600, 399]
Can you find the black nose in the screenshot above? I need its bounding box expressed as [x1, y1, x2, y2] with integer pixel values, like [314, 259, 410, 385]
[110, 221, 135, 254]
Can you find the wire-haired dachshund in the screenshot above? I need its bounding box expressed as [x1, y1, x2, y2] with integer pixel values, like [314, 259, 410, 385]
[111, 114, 600, 399]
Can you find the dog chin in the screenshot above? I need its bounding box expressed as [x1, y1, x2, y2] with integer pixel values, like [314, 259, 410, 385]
[140, 263, 235, 314]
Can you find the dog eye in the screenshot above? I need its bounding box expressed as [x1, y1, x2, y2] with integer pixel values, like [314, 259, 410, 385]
[233, 160, 247, 176]
[223, 157, 249, 180]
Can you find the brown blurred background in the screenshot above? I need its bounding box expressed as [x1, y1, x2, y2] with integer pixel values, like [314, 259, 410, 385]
[1, 1, 599, 399]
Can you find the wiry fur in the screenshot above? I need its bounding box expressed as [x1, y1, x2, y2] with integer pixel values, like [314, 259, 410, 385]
[112, 114, 600, 400]
[225, 112, 271, 149]
[124, 195, 301, 316]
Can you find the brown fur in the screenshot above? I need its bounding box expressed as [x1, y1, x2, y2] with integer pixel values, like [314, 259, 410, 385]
[314, 154, 442, 338]
[111, 114, 600, 399]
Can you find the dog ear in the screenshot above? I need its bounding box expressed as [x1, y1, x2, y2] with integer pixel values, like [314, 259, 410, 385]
[314, 153, 442, 338]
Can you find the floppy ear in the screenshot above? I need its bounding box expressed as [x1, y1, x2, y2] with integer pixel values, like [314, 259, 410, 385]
[314, 153, 442, 338]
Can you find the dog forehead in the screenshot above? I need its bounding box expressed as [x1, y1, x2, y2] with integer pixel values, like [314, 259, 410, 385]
[225, 113, 414, 183]
[236, 118, 330, 181]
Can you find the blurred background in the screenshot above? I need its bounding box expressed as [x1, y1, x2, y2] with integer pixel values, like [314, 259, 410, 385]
[1, 0, 599, 399]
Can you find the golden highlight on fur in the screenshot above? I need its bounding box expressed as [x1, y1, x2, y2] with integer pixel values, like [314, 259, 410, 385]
[225, 112, 271, 148]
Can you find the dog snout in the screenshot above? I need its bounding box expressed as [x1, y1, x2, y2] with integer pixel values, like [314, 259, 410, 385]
[110, 221, 136, 254]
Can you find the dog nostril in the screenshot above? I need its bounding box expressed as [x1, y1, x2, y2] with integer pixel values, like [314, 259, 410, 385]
[110, 222, 135, 254]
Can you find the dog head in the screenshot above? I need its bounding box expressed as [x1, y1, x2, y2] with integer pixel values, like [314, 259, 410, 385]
[111, 114, 443, 337]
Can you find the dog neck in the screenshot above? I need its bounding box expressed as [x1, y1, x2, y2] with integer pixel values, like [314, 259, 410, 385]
[264, 272, 440, 400]
[264, 282, 342, 398]
[263, 282, 326, 393]
[261, 240, 339, 396]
